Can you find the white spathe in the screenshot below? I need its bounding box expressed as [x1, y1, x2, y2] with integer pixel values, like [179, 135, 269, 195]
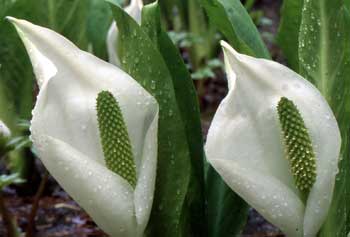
[0, 120, 11, 151]
[0, 120, 11, 139]
[7, 17, 159, 237]
[107, 0, 143, 65]
[205, 41, 341, 237]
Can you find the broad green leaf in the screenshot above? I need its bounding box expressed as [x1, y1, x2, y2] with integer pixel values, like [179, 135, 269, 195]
[276, 0, 303, 71]
[0, 173, 24, 189]
[299, 0, 345, 95]
[200, 0, 270, 59]
[298, 1, 350, 236]
[108, 2, 193, 236]
[141, 3, 206, 235]
[319, 34, 350, 237]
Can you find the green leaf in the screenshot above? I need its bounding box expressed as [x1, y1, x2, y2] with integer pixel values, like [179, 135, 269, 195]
[86, 0, 114, 60]
[298, 0, 350, 235]
[0, 173, 25, 189]
[108, 2, 194, 236]
[6, 136, 32, 152]
[158, 0, 188, 31]
[299, 0, 345, 94]
[1, 0, 89, 120]
[276, 0, 303, 71]
[141, 2, 206, 235]
[0, 0, 13, 19]
[200, 0, 270, 59]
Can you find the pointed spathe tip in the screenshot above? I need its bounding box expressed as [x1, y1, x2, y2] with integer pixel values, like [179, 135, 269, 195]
[5, 16, 25, 36]
[220, 40, 231, 50]
[4, 16, 17, 23]
[5, 16, 28, 31]
[4, 16, 27, 26]
[220, 40, 241, 58]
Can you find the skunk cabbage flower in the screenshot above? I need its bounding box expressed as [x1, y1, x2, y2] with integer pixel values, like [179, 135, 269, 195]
[0, 120, 11, 152]
[0, 120, 11, 139]
[7, 17, 159, 237]
[206, 41, 341, 237]
[107, 0, 143, 65]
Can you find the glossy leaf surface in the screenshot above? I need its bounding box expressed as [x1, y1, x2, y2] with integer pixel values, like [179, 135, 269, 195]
[298, 0, 350, 235]
[108, 2, 193, 236]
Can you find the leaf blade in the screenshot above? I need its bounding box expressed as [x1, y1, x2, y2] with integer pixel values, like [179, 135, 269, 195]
[200, 0, 270, 59]
[141, 3, 206, 235]
[108, 2, 193, 236]
[276, 0, 304, 71]
[298, 0, 350, 235]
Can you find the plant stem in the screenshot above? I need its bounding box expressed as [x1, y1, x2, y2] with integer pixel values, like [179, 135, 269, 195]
[0, 192, 19, 237]
[25, 171, 48, 237]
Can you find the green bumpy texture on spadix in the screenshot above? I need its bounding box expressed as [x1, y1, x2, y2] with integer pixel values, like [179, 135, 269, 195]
[96, 91, 137, 188]
[277, 97, 316, 195]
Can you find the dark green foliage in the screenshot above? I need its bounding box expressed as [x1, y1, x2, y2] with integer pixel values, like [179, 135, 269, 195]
[200, 0, 270, 59]
[276, 0, 304, 71]
[107, 2, 194, 236]
[297, 0, 350, 235]
[142, 3, 206, 235]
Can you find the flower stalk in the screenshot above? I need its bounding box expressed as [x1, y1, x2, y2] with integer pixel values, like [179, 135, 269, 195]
[0, 193, 19, 237]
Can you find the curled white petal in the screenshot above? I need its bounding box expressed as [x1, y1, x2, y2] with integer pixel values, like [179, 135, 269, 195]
[8, 17, 159, 236]
[107, 0, 143, 65]
[206, 41, 341, 236]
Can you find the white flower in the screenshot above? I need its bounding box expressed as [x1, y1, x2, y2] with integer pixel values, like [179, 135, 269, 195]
[7, 17, 158, 237]
[0, 120, 11, 139]
[0, 120, 11, 151]
[107, 0, 143, 65]
[205, 41, 341, 237]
